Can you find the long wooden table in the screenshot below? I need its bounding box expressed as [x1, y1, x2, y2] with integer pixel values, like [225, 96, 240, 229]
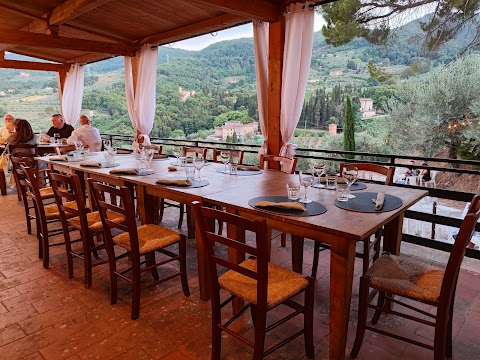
[38, 153, 427, 359]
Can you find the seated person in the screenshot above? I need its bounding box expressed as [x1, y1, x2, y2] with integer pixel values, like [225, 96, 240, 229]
[46, 114, 74, 142]
[405, 160, 419, 177]
[67, 115, 102, 152]
[0, 114, 17, 143]
[419, 162, 431, 182]
[9, 119, 38, 154]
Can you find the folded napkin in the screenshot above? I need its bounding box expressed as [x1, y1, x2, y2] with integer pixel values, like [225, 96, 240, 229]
[153, 154, 168, 159]
[156, 179, 192, 187]
[237, 165, 260, 171]
[254, 201, 306, 211]
[80, 162, 102, 168]
[109, 169, 138, 175]
[375, 192, 385, 211]
[49, 156, 68, 162]
[168, 165, 177, 171]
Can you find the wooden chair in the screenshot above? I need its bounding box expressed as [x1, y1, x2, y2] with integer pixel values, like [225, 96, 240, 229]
[259, 154, 297, 174]
[351, 195, 480, 359]
[55, 145, 76, 155]
[192, 201, 315, 360]
[90, 179, 190, 320]
[49, 172, 125, 288]
[311, 162, 395, 277]
[158, 146, 208, 231]
[212, 148, 244, 165]
[10, 143, 41, 200]
[0, 169, 6, 195]
[22, 166, 76, 268]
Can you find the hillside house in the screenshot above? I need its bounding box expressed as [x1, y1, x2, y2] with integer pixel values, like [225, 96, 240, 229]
[214, 121, 258, 140]
[359, 97, 376, 118]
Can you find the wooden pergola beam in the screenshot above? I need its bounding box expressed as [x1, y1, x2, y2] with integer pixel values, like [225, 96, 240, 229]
[140, 13, 247, 46]
[49, 0, 112, 25]
[0, 30, 139, 56]
[0, 59, 69, 72]
[191, 0, 283, 22]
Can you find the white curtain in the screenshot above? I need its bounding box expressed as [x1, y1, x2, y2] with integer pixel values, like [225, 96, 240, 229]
[61, 64, 84, 126]
[253, 20, 269, 158]
[279, 2, 315, 158]
[125, 43, 158, 146]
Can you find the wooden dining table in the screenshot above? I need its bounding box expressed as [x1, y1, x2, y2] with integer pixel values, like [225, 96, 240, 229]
[37, 152, 428, 359]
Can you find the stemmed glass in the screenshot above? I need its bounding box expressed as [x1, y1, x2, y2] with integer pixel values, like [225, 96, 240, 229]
[298, 171, 313, 204]
[103, 139, 111, 151]
[342, 167, 358, 199]
[172, 147, 181, 165]
[312, 162, 326, 188]
[193, 157, 205, 181]
[145, 148, 154, 171]
[220, 150, 231, 173]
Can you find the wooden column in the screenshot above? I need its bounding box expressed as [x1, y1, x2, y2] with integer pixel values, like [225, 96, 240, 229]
[266, 18, 285, 158]
[56, 67, 68, 108]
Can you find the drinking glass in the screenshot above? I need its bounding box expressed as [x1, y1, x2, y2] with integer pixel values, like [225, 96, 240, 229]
[185, 167, 195, 181]
[342, 167, 358, 199]
[54, 133, 60, 144]
[193, 157, 205, 181]
[336, 184, 349, 202]
[312, 161, 326, 188]
[103, 139, 111, 151]
[172, 147, 181, 165]
[220, 151, 231, 173]
[145, 148, 154, 170]
[229, 163, 237, 175]
[298, 171, 313, 204]
[286, 182, 300, 200]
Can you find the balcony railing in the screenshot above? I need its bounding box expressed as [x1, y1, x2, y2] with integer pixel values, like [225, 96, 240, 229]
[102, 133, 480, 260]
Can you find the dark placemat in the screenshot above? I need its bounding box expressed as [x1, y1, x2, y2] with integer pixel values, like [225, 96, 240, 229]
[156, 179, 209, 188]
[248, 196, 326, 217]
[334, 191, 403, 213]
[216, 168, 263, 176]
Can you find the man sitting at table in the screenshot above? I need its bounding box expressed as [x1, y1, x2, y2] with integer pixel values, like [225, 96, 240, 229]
[0, 113, 17, 143]
[67, 115, 102, 152]
[46, 114, 74, 142]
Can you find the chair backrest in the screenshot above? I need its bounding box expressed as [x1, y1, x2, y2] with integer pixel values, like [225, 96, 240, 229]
[142, 144, 162, 154]
[48, 172, 88, 224]
[89, 179, 140, 256]
[439, 195, 480, 312]
[212, 149, 244, 165]
[11, 156, 32, 205]
[10, 143, 38, 157]
[192, 201, 270, 308]
[429, 170, 438, 182]
[55, 145, 76, 155]
[21, 165, 49, 232]
[183, 146, 207, 159]
[340, 162, 394, 185]
[259, 155, 297, 174]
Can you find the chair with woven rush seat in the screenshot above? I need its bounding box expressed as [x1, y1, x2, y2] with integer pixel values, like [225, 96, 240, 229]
[192, 201, 315, 360]
[10, 143, 43, 200]
[351, 195, 480, 360]
[212, 148, 244, 165]
[311, 162, 395, 277]
[90, 179, 190, 320]
[49, 172, 125, 288]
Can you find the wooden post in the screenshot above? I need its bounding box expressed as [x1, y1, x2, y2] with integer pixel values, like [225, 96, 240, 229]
[56, 67, 68, 108]
[267, 18, 284, 159]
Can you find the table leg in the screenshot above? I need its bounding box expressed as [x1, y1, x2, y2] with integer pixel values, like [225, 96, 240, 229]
[329, 235, 356, 360]
[136, 185, 158, 225]
[186, 205, 195, 239]
[382, 212, 404, 255]
[291, 235, 304, 273]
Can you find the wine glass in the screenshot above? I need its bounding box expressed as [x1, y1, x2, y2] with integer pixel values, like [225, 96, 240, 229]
[145, 148, 154, 170]
[220, 150, 231, 173]
[342, 167, 358, 199]
[298, 171, 313, 204]
[193, 157, 205, 181]
[172, 147, 181, 165]
[103, 139, 111, 151]
[312, 161, 326, 188]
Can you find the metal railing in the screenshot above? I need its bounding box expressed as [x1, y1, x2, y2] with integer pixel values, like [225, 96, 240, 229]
[103, 133, 480, 259]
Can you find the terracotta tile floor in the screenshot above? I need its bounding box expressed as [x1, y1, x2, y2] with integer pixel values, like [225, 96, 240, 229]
[1, 189, 480, 359]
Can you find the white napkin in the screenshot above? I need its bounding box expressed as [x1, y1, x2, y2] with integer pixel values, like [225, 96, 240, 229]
[375, 192, 385, 211]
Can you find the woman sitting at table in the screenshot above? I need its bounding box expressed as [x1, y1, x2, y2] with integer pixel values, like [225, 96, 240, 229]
[8, 119, 37, 153]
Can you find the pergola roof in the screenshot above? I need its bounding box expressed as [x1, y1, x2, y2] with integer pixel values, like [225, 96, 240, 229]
[0, 0, 289, 68]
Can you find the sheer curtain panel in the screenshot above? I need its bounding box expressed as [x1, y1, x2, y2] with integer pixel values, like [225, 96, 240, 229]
[61, 64, 84, 127]
[279, 2, 315, 158]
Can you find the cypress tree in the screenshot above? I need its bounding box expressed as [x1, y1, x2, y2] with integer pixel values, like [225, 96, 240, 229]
[343, 96, 355, 159]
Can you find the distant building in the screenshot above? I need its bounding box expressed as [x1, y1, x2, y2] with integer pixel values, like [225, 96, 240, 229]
[215, 121, 259, 141]
[329, 70, 343, 77]
[359, 98, 376, 118]
[178, 86, 195, 101]
[20, 72, 30, 77]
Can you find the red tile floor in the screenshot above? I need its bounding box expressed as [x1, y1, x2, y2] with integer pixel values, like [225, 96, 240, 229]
[1, 189, 480, 359]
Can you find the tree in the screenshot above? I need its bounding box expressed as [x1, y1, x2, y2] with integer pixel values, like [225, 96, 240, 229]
[343, 96, 355, 158]
[232, 131, 238, 143]
[320, 0, 480, 53]
[346, 59, 357, 70]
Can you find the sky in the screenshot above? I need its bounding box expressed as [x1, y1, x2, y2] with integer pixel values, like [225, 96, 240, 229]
[171, 13, 326, 51]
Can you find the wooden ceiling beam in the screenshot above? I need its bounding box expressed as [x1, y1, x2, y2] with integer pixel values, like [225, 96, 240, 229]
[0, 30, 139, 56]
[65, 52, 113, 64]
[8, 49, 68, 63]
[190, 0, 283, 22]
[48, 0, 113, 25]
[0, 59, 69, 72]
[140, 13, 248, 46]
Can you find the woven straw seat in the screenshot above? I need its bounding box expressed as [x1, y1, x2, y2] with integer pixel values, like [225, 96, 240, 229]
[43, 201, 78, 220]
[113, 224, 180, 254]
[68, 211, 125, 232]
[27, 186, 54, 199]
[219, 258, 309, 309]
[366, 254, 444, 303]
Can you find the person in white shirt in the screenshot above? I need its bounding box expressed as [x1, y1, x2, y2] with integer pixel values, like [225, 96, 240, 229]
[67, 115, 102, 152]
[0, 114, 17, 142]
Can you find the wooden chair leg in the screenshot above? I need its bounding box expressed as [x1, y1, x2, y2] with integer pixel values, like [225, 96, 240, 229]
[304, 278, 315, 359]
[107, 246, 118, 305]
[179, 236, 190, 297]
[131, 260, 141, 320]
[362, 239, 370, 274]
[212, 302, 222, 360]
[145, 252, 159, 281]
[159, 198, 165, 222]
[311, 241, 321, 278]
[253, 306, 267, 360]
[351, 277, 369, 358]
[281, 232, 287, 247]
[178, 203, 184, 229]
[446, 301, 454, 358]
[64, 232, 74, 280]
[42, 232, 50, 269]
[250, 304, 257, 327]
[373, 229, 382, 263]
[0, 171, 6, 195]
[372, 291, 386, 324]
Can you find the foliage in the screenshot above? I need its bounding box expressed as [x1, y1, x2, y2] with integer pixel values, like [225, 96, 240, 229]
[343, 96, 355, 158]
[213, 110, 252, 127]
